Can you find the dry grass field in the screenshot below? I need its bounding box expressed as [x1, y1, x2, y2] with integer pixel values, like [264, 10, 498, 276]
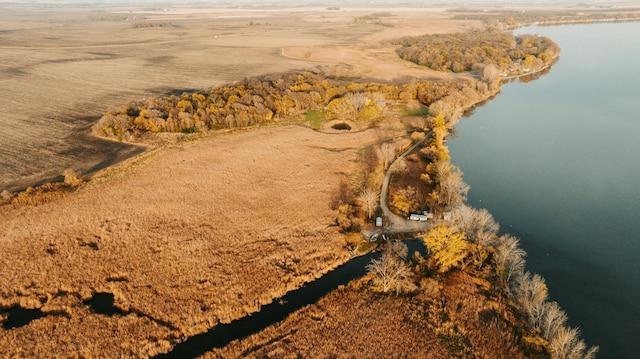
[0, 2, 476, 193]
[206, 271, 543, 359]
[0, 124, 388, 356]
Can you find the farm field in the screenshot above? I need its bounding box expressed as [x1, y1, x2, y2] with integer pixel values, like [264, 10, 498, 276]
[0, 2, 471, 193]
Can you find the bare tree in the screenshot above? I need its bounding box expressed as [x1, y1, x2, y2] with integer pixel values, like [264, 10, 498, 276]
[345, 92, 368, 113]
[359, 187, 379, 219]
[451, 205, 498, 240]
[439, 165, 469, 208]
[451, 204, 475, 236]
[482, 63, 501, 89]
[380, 142, 396, 170]
[541, 301, 568, 339]
[369, 92, 387, 108]
[549, 326, 599, 359]
[1, 190, 12, 201]
[367, 241, 413, 295]
[473, 208, 499, 236]
[494, 234, 527, 287]
[390, 157, 407, 174]
[515, 272, 548, 328]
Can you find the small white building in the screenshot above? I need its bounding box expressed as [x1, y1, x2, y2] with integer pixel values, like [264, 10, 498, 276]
[375, 217, 383, 227]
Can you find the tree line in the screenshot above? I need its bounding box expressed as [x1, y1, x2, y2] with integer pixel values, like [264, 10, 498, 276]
[393, 30, 559, 76]
[450, 8, 640, 29]
[93, 69, 493, 142]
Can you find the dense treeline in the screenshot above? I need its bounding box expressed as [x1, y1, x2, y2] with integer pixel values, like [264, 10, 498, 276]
[450, 9, 640, 29]
[393, 30, 559, 75]
[93, 69, 492, 141]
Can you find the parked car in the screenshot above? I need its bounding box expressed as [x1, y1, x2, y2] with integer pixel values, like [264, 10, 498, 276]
[409, 214, 428, 221]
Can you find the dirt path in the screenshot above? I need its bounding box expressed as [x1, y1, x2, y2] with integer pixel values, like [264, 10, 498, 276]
[378, 139, 431, 234]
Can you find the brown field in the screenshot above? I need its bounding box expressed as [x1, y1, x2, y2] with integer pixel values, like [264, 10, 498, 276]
[206, 271, 543, 359]
[0, 124, 391, 356]
[0, 2, 476, 193]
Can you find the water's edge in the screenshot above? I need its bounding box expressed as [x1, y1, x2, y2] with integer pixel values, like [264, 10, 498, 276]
[155, 240, 425, 358]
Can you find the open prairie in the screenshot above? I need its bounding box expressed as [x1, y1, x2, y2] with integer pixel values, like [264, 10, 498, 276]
[0, 2, 474, 193]
[0, 124, 392, 357]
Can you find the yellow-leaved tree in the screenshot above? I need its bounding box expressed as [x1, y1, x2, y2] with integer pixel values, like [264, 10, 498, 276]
[423, 225, 469, 273]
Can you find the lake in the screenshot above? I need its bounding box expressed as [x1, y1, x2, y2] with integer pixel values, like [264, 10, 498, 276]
[449, 22, 640, 359]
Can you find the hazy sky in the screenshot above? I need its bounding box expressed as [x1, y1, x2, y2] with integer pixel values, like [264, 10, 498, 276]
[0, 0, 621, 4]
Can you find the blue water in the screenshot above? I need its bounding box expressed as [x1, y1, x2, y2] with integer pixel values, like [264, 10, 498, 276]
[449, 22, 640, 359]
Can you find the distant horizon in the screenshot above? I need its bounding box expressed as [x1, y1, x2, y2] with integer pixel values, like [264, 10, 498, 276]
[0, 0, 631, 5]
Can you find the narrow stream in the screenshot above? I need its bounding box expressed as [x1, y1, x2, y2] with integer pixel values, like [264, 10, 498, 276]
[155, 239, 426, 358]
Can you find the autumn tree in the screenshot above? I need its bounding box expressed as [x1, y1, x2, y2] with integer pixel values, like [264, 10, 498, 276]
[451, 204, 499, 269]
[423, 225, 469, 273]
[335, 204, 360, 232]
[63, 169, 83, 187]
[391, 186, 419, 216]
[327, 97, 356, 121]
[367, 241, 414, 295]
[430, 114, 449, 161]
[426, 160, 469, 211]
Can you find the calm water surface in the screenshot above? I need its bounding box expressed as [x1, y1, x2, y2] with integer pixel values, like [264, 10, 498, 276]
[449, 23, 640, 359]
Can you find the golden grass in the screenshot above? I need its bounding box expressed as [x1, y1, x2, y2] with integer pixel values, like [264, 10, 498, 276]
[0, 125, 384, 357]
[205, 271, 547, 359]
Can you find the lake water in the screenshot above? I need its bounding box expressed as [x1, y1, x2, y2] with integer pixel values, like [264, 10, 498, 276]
[449, 22, 640, 359]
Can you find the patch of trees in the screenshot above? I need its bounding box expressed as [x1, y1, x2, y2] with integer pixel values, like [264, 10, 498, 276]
[94, 71, 400, 140]
[379, 109, 597, 357]
[451, 9, 640, 29]
[393, 30, 559, 75]
[414, 202, 599, 358]
[0, 170, 83, 210]
[87, 14, 131, 22]
[94, 70, 494, 143]
[130, 22, 174, 29]
[365, 198, 598, 356]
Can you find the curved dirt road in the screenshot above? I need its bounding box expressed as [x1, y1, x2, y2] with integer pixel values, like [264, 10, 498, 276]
[378, 139, 431, 234]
